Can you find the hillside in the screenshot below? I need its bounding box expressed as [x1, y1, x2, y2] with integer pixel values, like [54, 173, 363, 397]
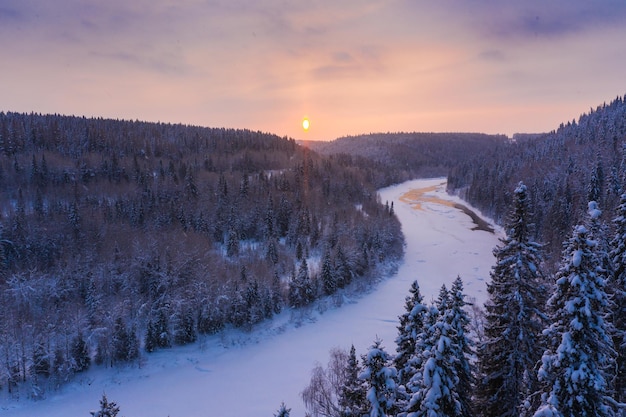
[0, 112, 404, 397]
[302, 132, 508, 187]
[447, 94, 626, 265]
[1, 178, 502, 417]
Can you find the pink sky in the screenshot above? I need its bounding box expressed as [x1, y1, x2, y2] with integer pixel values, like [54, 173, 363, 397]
[1, 0, 625, 140]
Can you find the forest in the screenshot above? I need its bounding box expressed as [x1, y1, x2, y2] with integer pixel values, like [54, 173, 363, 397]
[302, 132, 506, 188]
[447, 94, 626, 268]
[298, 181, 626, 417]
[0, 112, 407, 396]
[3, 93, 626, 415]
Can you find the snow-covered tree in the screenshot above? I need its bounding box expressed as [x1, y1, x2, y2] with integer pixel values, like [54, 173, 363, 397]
[360, 337, 397, 417]
[533, 223, 615, 417]
[90, 393, 120, 417]
[609, 193, 626, 405]
[477, 182, 546, 417]
[407, 290, 465, 417]
[274, 402, 291, 417]
[405, 305, 439, 416]
[321, 249, 337, 296]
[289, 259, 315, 308]
[448, 276, 474, 417]
[71, 332, 91, 372]
[339, 344, 368, 417]
[587, 201, 613, 277]
[395, 280, 427, 387]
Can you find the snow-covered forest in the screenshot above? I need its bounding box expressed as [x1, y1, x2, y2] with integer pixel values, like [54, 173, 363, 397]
[2, 93, 626, 416]
[0, 112, 408, 397]
[448, 94, 626, 266]
[299, 182, 626, 417]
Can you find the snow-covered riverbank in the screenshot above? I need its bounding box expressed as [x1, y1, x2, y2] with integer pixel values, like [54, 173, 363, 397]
[1, 178, 502, 417]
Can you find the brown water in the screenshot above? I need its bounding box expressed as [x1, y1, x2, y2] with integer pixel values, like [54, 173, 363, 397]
[399, 183, 494, 233]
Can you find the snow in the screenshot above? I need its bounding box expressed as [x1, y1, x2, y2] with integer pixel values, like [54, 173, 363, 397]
[0, 178, 501, 417]
[587, 201, 602, 220]
[572, 249, 583, 267]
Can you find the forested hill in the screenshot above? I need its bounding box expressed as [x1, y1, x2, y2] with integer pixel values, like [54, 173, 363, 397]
[302, 132, 507, 187]
[0, 112, 403, 396]
[447, 94, 626, 265]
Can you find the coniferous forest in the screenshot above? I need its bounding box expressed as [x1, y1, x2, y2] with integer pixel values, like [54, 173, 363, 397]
[301, 181, 626, 417]
[448, 94, 626, 267]
[0, 112, 408, 395]
[2, 94, 626, 417]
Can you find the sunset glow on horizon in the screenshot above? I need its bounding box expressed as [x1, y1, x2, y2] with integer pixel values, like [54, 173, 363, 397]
[1, 1, 625, 141]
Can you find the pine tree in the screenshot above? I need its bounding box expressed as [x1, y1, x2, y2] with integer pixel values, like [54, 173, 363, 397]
[71, 332, 91, 372]
[335, 245, 352, 288]
[321, 249, 336, 296]
[609, 193, 626, 405]
[174, 308, 197, 345]
[359, 337, 397, 417]
[112, 317, 131, 363]
[91, 393, 120, 417]
[407, 291, 464, 417]
[274, 402, 291, 417]
[477, 182, 546, 417]
[533, 224, 615, 417]
[32, 342, 51, 377]
[289, 259, 315, 308]
[394, 280, 427, 388]
[405, 306, 438, 416]
[448, 276, 474, 417]
[339, 344, 368, 417]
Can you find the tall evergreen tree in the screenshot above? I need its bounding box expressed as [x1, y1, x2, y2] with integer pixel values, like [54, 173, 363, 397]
[405, 305, 438, 417]
[339, 344, 368, 417]
[91, 393, 120, 417]
[448, 276, 475, 417]
[394, 280, 427, 388]
[321, 249, 336, 296]
[408, 290, 464, 417]
[533, 223, 615, 417]
[360, 337, 397, 417]
[477, 182, 546, 417]
[274, 402, 291, 417]
[609, 193, 626, 405]
[71, 332, 91, 372]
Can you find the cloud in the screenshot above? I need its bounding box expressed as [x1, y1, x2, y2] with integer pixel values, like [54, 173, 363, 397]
[0, 5, 21, 22]
[397, 1, 626, 43]
[464, 1, 626, 40]
[478, 49, 506, 62]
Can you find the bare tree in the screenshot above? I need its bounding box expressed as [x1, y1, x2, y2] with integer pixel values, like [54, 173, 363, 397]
[301, 347, 349, 417]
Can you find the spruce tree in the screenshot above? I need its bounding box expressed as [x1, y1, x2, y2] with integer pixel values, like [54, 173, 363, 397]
[609, 193, 626, 405]
[477, 182, 546, 417]
[71, 332, 91, 372]
[408, 290, 464, 417]
[360, 337, 397, 417]
[448, 276, 474, 417]
[274, 402, 291, 417]
[321, 249, 336, 296]
[339, 344, 368, 417]
[405, 305, 438, 416]
[533, 223, 614, 417]
[91, 393, 120, 417]
[394, 280, 427, 390]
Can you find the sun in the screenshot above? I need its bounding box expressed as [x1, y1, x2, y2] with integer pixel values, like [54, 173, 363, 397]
[302, 118, 310, 131]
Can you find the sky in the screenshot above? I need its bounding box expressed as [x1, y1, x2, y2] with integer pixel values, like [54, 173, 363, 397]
[1, 0, 625, 141]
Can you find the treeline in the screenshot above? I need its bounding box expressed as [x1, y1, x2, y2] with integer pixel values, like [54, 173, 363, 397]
[0, 112, 403, 397]
[298, 183, 626, 417]
[447, 94, 626, 266]
[302, 132, 507, 188]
